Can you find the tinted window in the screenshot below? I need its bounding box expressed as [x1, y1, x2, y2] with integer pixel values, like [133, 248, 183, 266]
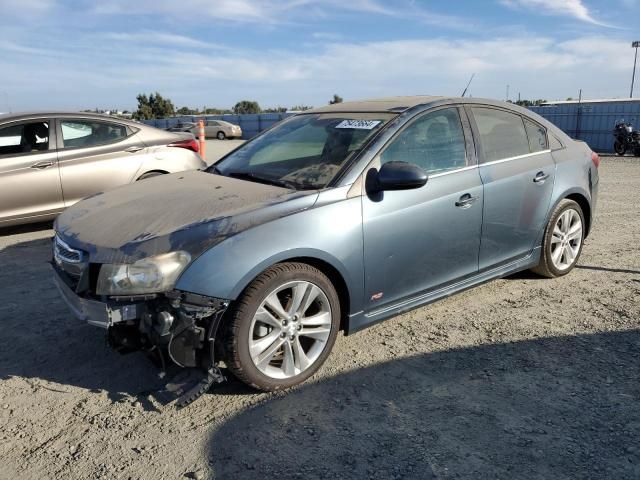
[471, 107, 530, 162]
[381, 108, 466, 174]
[524, 118, 548, 152]
[61, 120, 128, 148]
[0, 121, 49, 156]
[207, 121, 220, 126]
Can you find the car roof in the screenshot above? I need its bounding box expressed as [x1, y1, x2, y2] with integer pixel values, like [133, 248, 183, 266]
[309, 96, 445, 113]
[0, 111, 142, 127]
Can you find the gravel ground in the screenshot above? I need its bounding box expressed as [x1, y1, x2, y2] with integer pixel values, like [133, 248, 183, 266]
[0, 155, 638, 480]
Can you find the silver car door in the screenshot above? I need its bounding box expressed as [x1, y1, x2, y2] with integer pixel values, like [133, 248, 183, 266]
[0, 118, 64, 224]
[362, 107, 482, 310]
[56, 118, 147, 207]
[467, 106, 556, 270]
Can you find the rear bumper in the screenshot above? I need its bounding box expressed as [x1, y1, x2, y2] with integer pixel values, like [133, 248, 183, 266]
[52, 266, 141, 329]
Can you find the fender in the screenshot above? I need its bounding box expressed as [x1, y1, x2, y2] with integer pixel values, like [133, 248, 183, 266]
[175, 195, 365, 315]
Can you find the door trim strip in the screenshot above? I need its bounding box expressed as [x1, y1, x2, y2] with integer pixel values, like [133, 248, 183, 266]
[480, 149, 551, 167]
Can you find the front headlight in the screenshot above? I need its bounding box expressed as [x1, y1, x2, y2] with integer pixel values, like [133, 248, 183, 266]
[96, 251, 191, 296]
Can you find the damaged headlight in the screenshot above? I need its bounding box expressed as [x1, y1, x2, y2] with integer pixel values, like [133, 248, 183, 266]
[96, 251, 191, 296]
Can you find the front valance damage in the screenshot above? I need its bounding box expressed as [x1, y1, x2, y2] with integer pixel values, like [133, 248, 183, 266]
[104, 288, 232, 407]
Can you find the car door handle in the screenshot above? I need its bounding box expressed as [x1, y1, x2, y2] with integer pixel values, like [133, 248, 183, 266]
[124, 146, 144, 153]
[533, 171, 550, 183]
[455, 193, 479, 208]
[30, 160, 54, 169]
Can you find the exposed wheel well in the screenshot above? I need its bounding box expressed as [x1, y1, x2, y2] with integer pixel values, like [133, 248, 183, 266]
[279, 257, 351, 332]
[565, 193, 591, 237]
[137, 170, 169, 181]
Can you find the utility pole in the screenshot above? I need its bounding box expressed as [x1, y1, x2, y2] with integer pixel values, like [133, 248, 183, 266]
[631, 41, 640, 98]
[506, 84, 510, 102]
[575, 89, 582, 141]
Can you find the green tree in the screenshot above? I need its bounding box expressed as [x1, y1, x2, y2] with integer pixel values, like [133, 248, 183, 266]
[263, 106, 287, 113]
[176, 106, 196, 115]
[133, 92, 175, 120]
[233, 100, 261, 114]
[329, 94, 343, 105]
[290, 105, 313, 111]
[514, 98, 547, 107]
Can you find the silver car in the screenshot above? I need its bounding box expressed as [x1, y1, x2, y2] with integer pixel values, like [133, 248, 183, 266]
[0, 112, 206, 227]
[192, 119, 242, 140]
[52, 96, 599, 404]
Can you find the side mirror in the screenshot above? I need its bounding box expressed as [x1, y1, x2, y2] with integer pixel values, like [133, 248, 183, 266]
[375, 161, 428, 192]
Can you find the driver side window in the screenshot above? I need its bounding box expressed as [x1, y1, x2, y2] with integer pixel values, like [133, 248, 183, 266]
[380, 108, 467, 175]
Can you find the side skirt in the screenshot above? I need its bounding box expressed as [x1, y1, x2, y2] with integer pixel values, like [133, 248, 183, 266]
[347, 247, 541, 334]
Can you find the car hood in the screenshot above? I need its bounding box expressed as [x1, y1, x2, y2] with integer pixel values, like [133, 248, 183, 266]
[55, 170, 318, 264]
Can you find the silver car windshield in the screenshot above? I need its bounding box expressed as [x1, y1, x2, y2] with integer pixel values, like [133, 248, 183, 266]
[211, 113, 394, 190]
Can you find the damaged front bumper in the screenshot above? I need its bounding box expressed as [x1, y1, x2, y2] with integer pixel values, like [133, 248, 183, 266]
[53, 268, 141, 328]
[52, 264, 231, 406]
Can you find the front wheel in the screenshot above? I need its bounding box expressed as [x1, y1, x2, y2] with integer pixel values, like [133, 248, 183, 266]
[614, 140, 626, 156]
[531, 199, 585, 278]
[217, 131, 226, 140]
[224, 263, 340, 391]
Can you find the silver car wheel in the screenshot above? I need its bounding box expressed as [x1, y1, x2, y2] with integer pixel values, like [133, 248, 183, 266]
[550, 208, 583, 271]
[248, 280, 332, 379]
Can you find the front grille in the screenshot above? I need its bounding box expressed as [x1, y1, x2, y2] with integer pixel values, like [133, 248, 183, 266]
[53, 235, 89, 291]
[54, 235, 83, 264]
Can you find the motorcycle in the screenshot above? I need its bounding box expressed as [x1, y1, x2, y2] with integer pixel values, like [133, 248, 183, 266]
[613, 119, 640, 156]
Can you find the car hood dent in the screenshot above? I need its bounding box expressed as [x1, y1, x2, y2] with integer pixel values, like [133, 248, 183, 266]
[55, 170, 318, 263]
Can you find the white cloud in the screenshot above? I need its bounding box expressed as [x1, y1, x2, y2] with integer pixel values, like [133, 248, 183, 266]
[89, 0, 473, 28]
[500, 0, 609, 26]
[1, 34, 632, 110]
[103, 32, 224, 50]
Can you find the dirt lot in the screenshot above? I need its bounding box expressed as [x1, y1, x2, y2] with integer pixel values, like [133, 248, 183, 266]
[0, 155, 639, 480]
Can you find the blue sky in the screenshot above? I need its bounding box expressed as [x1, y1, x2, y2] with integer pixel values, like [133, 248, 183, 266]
[1, 0, 639, 111]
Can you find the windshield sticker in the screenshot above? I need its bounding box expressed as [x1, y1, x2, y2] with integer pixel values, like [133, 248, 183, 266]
[335, 120, 381, 130]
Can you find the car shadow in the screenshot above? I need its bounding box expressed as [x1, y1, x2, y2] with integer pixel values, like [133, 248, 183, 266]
[576, 265, 640, 276]
[207, 330, 640, 480]
[0, 220, 53, 237]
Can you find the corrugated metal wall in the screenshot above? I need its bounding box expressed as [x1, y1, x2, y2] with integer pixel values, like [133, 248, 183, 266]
[142, 113, 294, 139]
[529, 101, 640, 153]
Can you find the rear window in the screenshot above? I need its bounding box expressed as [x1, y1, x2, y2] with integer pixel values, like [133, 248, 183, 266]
[523, 118, 548, 152]
[471, 107, 530, 162]
[61, 120, 130, 149]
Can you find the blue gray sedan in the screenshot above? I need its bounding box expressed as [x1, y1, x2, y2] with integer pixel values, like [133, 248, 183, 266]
[52, 96, 599, 400]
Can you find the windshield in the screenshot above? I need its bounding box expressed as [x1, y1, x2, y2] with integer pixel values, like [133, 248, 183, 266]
[210, 113, 394, 190]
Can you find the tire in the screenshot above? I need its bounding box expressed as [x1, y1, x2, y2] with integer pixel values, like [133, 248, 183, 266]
[531, 199, 585, 278]
[613, 140, 626, 156]
[137, 171, 164, 181]
[217, 131, 226, 140]
[224, 262, 341, 391]
[633, 147, 640, 157]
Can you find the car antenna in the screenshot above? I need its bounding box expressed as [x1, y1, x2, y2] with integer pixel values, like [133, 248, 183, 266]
[461, 73, 475, 98]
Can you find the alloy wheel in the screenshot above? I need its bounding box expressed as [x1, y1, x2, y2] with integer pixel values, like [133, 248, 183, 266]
[248, 280, 332, 379]
[550, 208, 583, 271]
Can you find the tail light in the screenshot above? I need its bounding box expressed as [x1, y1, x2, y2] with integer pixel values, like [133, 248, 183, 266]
[591, 151, 600, 169]
[168, 138, 199, 153]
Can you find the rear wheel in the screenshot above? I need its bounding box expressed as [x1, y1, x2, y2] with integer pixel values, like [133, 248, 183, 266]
[531, 199, 585, 278]
[614, 140, 626, 156]
[224, 263, 340, 391]
[633, 147, 640, 157]
[217, 131, 226, 140]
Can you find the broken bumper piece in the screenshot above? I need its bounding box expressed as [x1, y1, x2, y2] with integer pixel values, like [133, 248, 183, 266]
[52, 265, 230, 406]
